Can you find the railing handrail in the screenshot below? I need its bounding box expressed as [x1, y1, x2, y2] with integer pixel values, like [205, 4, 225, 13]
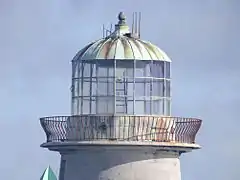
[40, 115, 202, 121]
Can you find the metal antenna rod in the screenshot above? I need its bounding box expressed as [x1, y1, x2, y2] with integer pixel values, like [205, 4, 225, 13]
[105, 26, 108, 37]
[106, 29, 111, 35]
[103, 24, 105, 38]
[135, 12, 138, 35]
[138, 12, 141, 38]
[110, 23, 113, 34]
[132, 12, 134, 34]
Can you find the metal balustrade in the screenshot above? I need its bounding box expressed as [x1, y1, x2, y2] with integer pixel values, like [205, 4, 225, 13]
[40, 115, 202, 144]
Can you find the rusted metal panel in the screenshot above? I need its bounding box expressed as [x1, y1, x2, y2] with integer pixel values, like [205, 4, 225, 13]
[97, 39, 112, 59]
[106, 38, 118, 59]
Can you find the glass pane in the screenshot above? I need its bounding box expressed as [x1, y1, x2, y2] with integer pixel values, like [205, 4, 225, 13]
[91, 78, 97, 96]
[152, 79, 164, 96]
[116, 96, 126, 114]
[98, 78, 114, 96]
[135, 100, 145, 114]
[73, 61, 82, 78]
[116, 82, 125, 96]
[152, 99, 164, 115]
[165, 62, 170, 78]
[135, 80, 144, 96]
[145, 80, 151, 96]
[97, 97, 114, 114]
[135, 60, 151, 77]
[83, 80, 90, 96]
[90, 100, 96, 114]
[115, 96, 134, 114]
[82, 99, 90, 114]
[116, 79, 133, 97]
[135, 78, 151, 97]
[116, 106, 125, 114]
[82, 62, 91, 77]
[116, 60, 134, 78]
[98, 60, 114, 77]
[127, 81, 134, 97]
[72, 79, 81, 97]
[165, 99, 171, 116]
[152, 61, 164, 78]
[71, 98, 79, 115]
[145, 100, 151, 114]
[127, 100, 134, 114]
[165, 80, 171, 97]
[91, 62, 97, 77]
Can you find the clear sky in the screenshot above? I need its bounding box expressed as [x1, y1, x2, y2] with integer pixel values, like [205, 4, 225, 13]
[0, 0, 239, 179]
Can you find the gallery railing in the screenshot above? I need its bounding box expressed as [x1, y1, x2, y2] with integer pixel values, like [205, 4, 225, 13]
[40, 115, 202, 144]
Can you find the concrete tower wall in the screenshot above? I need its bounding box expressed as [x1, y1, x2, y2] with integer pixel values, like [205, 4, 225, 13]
[60, 146, 181, 180]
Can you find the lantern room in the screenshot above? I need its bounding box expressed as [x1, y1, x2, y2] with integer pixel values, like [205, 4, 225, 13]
[71, 12, 171, 116]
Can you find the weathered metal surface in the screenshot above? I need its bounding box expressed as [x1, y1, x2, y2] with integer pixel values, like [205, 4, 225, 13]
[40, 115, 201, 144]
[74, 37, 171, 61]
[72, 12, 171, 62]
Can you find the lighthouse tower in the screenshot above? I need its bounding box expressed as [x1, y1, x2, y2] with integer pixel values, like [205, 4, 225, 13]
[40, 12, 202, 180]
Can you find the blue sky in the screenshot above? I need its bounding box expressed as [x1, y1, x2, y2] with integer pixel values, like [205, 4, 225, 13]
[0, 0, 239, 179]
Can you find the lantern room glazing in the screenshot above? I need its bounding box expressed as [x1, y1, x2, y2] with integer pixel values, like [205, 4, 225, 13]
[71, 12, 171, 116]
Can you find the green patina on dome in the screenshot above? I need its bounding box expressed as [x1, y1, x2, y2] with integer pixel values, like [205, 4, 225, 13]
[73, 12, 171, 62]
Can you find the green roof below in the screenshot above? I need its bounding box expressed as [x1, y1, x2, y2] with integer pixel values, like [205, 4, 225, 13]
[40, 166, 57, 180]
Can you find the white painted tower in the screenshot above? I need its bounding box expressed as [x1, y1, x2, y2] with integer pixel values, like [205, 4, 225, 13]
[40, 12, 202, 180]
